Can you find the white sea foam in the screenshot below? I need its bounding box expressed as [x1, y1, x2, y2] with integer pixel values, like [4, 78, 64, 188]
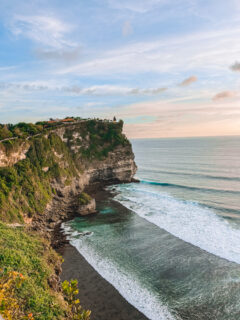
[110, 183, 240, 264]
[62, 223, 176, 320]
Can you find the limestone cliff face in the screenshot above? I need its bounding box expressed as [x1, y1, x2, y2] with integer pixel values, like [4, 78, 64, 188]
[0, 141, 30, 167]
[41, 121, 137, 225]
[0, 120, 137, 224]
[54, 121, 137, 184]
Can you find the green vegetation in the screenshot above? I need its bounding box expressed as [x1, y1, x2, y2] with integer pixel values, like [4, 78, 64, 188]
[64, 119, 129, 161]
[0, 119, 128, 222]
[0, 123, 44, 140]
[0, 133, 77, 222]
[62, 280, 91, 320]
[0, 223, 67, 320]
[78, 192, 92, 205]
[0, 118, 130, 319]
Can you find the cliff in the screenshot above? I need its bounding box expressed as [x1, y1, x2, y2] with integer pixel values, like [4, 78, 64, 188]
[0, 119, 137, 224]
[0, 119, 137, 320]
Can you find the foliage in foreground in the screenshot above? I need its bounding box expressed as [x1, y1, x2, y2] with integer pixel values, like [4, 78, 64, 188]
[62, 280, 91, 320]
[0, 223, 66, 320]
[0, 224, 92, 320]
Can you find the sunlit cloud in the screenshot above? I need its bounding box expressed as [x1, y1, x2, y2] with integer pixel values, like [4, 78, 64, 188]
[212, 91, 237, 101]
[1, 0, 240, 137]
[121, 98, 240, 138]
[179, 76, 198, 87]
[59, 27, 240, 76]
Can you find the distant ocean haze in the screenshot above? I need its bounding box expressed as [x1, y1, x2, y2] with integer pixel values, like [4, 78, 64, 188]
[63, 136, 240, 320]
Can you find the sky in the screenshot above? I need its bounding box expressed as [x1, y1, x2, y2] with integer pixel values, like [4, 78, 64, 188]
[0, 0, 240, 138]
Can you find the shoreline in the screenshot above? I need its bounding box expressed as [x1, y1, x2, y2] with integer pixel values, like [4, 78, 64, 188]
[60, 243, 148, 320]
[56, 186, 149, 320]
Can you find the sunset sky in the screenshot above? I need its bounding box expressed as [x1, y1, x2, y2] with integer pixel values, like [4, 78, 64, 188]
[1, 0, 240, 138]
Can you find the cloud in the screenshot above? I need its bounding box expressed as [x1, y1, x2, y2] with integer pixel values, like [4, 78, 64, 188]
[0, 82, 167, 96]
[122, 21, 133, 36]
[230, 61, 240, 72]
[63, 85, 167, 96]
[34, 46, 82, 63]
[108, 0, 167, 13]
[119, 97, 240, 138]
[179, 76, 198, 87]
[0, 66, 17, 72]
[9, 15, 75, 49]
[212, 91, 236, 101]
[59, 26, 240, 76]
[0, 81, 55, 92]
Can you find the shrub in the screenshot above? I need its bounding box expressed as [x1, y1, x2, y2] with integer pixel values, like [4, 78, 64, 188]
[62, 280, 91, 320]
[78, 193, 92, 205]
[0, 223, 66, 319]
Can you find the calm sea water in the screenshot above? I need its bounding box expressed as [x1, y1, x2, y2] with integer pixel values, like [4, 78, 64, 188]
[63, 136, 240, 320]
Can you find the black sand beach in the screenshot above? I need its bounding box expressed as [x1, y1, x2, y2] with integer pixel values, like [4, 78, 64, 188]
[60, 243, 148, 320]
[59, 187, 148, 320]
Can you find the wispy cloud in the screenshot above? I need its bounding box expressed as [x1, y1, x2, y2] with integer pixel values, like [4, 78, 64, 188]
[34, 46, 82, 63]
[121, 98, 240, 138]
[230, 61, 240, 72]
[0, 82, 167, 96]
[0, 66, 17, 72]
[179, 76, 198, 87]
[122, 21, 133, 36]
[59, 27, 240, 76]
[212, 90, 236, 101]
[63, 85, 167, 96]
[107, 0, 167, 13]
[9, 15, 75, 49]
[1, 0, 240, 137]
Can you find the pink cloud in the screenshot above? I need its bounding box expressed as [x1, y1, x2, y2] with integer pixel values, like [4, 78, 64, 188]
[179, 76, 198, 87]
[212, 91, 236, 101]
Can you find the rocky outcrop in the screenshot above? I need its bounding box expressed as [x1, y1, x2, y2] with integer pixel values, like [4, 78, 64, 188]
[54, 122, 137, 183]
[30, 120, 137, 235]
[0, 141, 30, 167]
[77, 198, 96, 216]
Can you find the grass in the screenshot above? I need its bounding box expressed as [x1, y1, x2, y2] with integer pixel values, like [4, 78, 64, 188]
[0, 223, 67, 320]
[78, 192, 92, 205]
[0, 119, 131, 319]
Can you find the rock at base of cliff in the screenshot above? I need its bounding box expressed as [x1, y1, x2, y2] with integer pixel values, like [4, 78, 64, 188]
[77, 198, 97, 216]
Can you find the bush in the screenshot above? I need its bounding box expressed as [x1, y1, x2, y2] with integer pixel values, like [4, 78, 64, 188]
[62, 280, 91, 320]
[78, 193, 92, 205]
[0, 223, 66, 319]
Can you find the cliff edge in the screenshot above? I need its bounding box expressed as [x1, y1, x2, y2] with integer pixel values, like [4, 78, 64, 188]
[0, 119, 137, 319]
[0, 119, 137, 225]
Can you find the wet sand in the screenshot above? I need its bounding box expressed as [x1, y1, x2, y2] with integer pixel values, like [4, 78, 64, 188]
[60, 186, 148, 320]
[60, 243, 148, 320]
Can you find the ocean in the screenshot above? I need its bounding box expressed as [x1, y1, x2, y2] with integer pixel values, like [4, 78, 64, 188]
[63, 136, 240, 320]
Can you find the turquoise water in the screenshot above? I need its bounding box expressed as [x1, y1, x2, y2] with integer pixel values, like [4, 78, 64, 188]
[63, 136, 240, 320]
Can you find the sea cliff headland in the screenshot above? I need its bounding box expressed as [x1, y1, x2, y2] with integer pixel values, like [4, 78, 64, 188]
[0, 118, 138, 320]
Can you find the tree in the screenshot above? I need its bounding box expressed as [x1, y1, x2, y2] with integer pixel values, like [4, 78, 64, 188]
[0, 125, 12, 140]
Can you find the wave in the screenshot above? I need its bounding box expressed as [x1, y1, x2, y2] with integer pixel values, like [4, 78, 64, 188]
[62, 223, 176, 320]
[110, 183, 240, 264]
[140, 180, 240, 194]
[140, 168, 240, 182]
